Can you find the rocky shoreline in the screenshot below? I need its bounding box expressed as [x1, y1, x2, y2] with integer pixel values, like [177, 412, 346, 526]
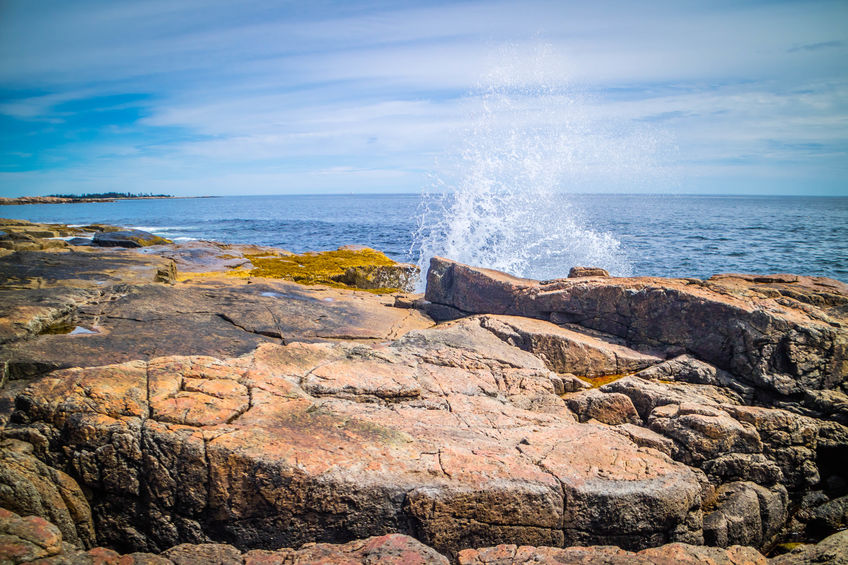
[1, 219, 846, 564]
[0, 196, 180, 206]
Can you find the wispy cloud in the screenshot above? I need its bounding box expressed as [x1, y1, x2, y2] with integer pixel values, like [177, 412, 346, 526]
[788, 40, 844, 53]
[0, 0, 846, 196]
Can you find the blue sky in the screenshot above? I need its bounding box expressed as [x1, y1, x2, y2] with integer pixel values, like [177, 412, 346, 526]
[0, 0, 846, 196]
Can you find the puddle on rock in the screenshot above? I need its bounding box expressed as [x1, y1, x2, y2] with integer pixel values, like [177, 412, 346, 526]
[41, 322, 99, 335]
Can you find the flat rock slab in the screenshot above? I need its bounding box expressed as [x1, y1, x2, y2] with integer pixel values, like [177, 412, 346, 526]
[0, 278, 432, 380]
[139, 240, 290, 273]
[0, 249, 175, 290]
[10, 320, 704, 556]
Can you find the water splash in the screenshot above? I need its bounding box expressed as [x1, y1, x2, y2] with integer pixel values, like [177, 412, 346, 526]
[413, 45, 660, 287]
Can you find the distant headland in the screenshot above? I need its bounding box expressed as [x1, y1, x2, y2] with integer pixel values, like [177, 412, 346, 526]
[0, 192, 176, 205]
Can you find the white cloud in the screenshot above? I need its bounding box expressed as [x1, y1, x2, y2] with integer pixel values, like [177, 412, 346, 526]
[0, 0, 846, 195]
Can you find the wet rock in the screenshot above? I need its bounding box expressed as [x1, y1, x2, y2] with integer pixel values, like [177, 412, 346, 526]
[139, 240, 260, 273]
[0, 249, 176, 291]
[568, 266, 611, 278]
[478, 315, 662, 377]
[0, 278, 432, 379]
[245, 247, 419, 292]
[0, 287, 98, 347]
[0, 439, 94, 548]
[564, 389, 641, 425]
[93, 229, 171, 248]
[332, 263, 419, 293]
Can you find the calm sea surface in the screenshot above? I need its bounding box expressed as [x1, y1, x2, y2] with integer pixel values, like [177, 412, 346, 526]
[2, 194, 846, 282]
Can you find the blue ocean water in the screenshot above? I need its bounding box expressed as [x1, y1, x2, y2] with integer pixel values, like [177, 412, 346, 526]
[2, 193, 846, 283]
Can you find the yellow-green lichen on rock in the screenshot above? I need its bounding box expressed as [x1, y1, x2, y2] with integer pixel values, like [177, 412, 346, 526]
[245, 247, 418, 293]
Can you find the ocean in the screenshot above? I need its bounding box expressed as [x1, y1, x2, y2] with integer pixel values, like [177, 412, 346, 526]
[2, 193, 847, 284]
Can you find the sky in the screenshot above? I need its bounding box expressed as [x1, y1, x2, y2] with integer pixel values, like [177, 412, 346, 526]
[0, 0, 846, 197]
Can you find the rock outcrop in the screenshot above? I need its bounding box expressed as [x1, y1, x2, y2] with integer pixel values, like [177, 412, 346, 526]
[1, 225, 847, 563]
[425, 257, 847, 399]
[7, 324, 705, 555]
[93, 229, 171, 248]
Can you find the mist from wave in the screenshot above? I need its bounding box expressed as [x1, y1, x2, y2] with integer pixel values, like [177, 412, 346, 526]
[412, 44, 668, 287]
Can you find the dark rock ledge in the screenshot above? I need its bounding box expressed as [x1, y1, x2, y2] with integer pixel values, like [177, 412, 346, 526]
[0, 222, 846, 564]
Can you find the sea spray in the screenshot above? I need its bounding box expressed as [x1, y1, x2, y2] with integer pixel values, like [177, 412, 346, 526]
[413, 45, 667, 287]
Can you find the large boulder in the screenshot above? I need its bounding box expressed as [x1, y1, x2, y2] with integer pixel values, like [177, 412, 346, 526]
[425, 257, 848, 399]
[565, 389, 641, 425]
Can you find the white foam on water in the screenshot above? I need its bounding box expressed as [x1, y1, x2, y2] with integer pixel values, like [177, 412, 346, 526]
[129, 226, 187, 232]
[413, 43, 666, 288]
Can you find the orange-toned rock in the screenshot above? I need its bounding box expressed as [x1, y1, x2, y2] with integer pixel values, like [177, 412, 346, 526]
[0, 439, 94, 548]
[425, 257, 848, 399]
[9, 321, 705, 556]
[457, 541, 769, 564]
[564, 388, 641, 425]
[1, 274, 431, 383]
[477, 315, 662, 377]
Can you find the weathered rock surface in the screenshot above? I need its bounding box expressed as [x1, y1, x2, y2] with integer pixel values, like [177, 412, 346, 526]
[0, 249, 176, 291]
[568, 266, 611, 278]
[0, 439, 94, 548]
[458, 542, 769, 564]
[0, 250, 431, 382]
[702, 481, 787, 548]
[7, 323, 705, 555]
[93, 229, 171, 248]
[139, 240, 277, 273]
[565, 388, 641, 425]
[0, 507, 450, 564]
[770, 529, 848, 564]
[2, 235, 848, 560]
[425, 257, 848, 400]
[476, 315, 662, 377]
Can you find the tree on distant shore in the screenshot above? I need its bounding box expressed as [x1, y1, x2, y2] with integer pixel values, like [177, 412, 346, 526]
[46, 192, 171, 199]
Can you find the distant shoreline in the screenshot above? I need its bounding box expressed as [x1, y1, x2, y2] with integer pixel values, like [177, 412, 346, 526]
[0, 195, 214, 206]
